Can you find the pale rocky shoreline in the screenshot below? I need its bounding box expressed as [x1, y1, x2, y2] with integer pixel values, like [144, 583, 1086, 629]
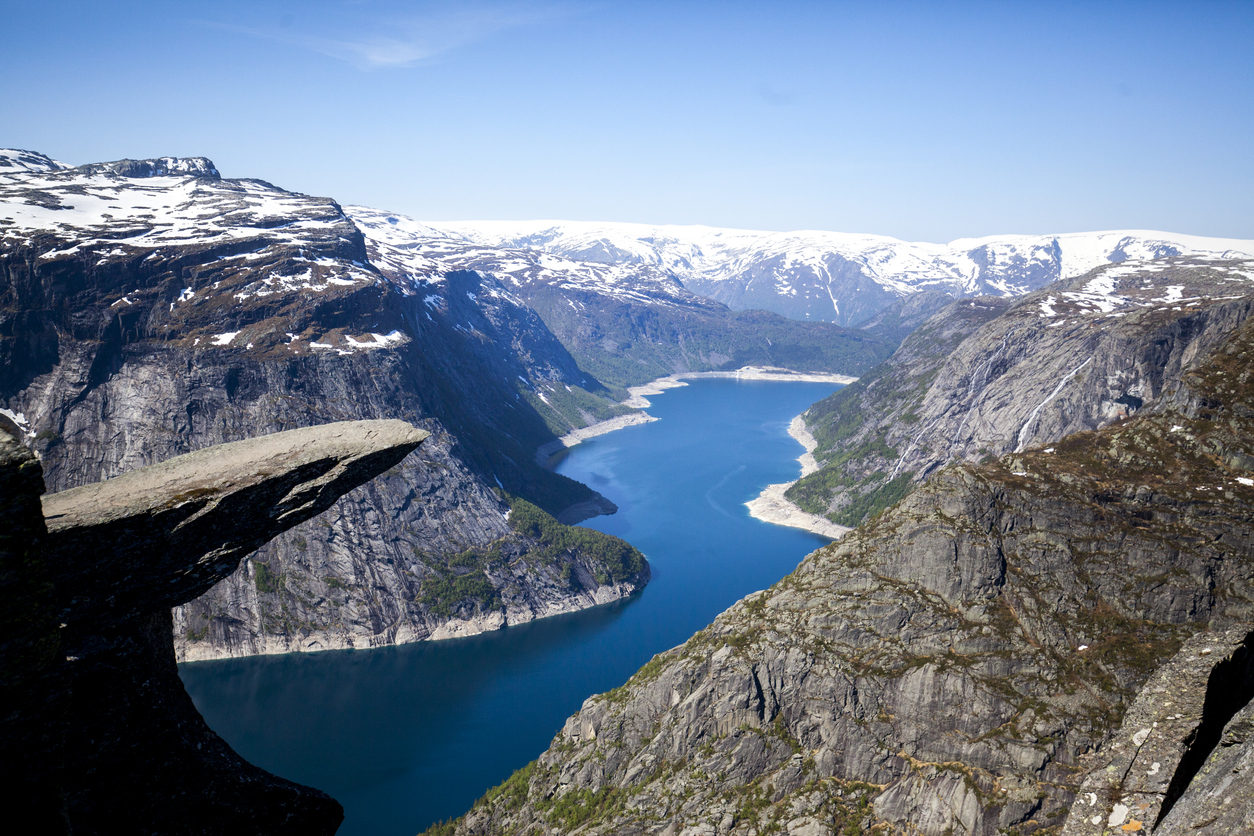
[539, 366, 857, 464]
[624, 366, 857, 409]
[539, 368, 855, 541]
[534, 412, 659, 466]
[177, 578, 643, 662]
[744, 415, 852, 540]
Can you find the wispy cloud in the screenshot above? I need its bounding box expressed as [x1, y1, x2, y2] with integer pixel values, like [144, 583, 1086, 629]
[756, 84, 795, 107]
[201, 1, 574, 70]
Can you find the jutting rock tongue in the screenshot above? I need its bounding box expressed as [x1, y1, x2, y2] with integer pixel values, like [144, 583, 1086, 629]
[2, 419, 427, 835]
[43, 419, 430, 631]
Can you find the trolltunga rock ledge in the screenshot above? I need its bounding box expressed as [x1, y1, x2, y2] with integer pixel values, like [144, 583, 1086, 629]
[2, 419, 428, 835]
[43, 419, 428, 629]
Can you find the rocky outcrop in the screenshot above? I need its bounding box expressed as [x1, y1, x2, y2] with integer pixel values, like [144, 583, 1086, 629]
[1060, 627, 1254, 835]
[1, 151, 649, 661]
[789, 258, 1254, 527]
[4, 419, 428, 834]
[43, 420, 428, 630]
[431, 272, 1254, 836]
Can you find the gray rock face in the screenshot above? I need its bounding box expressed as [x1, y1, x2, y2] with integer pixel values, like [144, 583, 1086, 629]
[1, 152, 649, 661]
[790, 258, 1254, 527]
[1060, 627, 1254, 835]
[4, 419, 431, 834]
[43, 419, 428, 630]
[1156, 696, 1254, 834]
[433, 272, 1254, 836]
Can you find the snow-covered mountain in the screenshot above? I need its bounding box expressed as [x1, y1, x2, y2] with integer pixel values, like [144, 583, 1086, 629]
[0, 148, 656, 664]
[346, 206, 895, 388]
[348, 207, 696, 311]
[424, 219, 1254, 326]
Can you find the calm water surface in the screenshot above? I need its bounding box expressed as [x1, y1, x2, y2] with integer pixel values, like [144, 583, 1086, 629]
[180, 379, 841, 835]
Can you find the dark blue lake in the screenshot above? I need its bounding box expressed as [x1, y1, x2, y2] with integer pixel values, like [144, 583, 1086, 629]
[179, 378, 841, 835]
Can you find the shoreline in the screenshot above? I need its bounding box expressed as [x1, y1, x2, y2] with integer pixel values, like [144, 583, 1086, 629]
[536, 412, 659, 466]
[743, 414, 852, 540]
[744, 483, 851, 540]
[541, 367, 859, 468]
[544, 366, 856, 540]
[624, 367, 858, 409]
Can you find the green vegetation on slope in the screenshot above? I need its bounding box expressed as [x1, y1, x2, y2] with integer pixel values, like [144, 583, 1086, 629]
[507, 497, 646, 585]
[519, 382, 637, 437]
[412, 497, 647, 618]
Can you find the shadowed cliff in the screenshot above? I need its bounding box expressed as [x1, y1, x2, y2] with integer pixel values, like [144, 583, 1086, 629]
[1, 419, 427, 834]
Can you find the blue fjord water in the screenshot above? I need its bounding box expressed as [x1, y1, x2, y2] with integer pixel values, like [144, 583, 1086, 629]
[179, 378, 842, 835]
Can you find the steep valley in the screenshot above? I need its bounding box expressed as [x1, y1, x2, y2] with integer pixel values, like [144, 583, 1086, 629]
[8, 147, 1254, 834]
[0, 151, 649, 661]
[349, 207, 895, 391]
[432, 262, 1254, 835]
[0, 149, 890, 662]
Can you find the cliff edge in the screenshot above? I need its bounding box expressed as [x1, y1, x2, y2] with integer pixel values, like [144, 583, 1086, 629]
[432, 272, 1254, 835]
[2, 419, 426, 834]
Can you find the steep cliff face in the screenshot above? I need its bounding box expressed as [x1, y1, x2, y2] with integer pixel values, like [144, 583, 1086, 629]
[1059, 626, 1254, 836]
[4, 419, 429, 835]
[788, 258, 1254, 527]
[0, 150, 647, 661]
[433, 278, 1254, 836]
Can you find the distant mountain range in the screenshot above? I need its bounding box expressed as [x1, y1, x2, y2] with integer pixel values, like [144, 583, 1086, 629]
[420, 219, 1254, 326]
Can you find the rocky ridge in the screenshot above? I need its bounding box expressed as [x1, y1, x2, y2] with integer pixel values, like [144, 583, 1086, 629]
[787, 257, 1254, 527]
[432, 268, 1254, 836]
[0, 149, 648, 661]
[423, 219, 1254, 326]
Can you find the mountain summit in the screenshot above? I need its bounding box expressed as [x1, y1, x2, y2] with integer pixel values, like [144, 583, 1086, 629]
[426, 219, 1254, 326]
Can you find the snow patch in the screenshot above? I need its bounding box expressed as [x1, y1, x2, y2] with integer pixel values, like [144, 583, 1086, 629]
[0, 408, 34, 439]
[343, 330, 407, 350]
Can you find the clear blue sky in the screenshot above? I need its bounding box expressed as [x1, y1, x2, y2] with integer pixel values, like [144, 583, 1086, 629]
[5, 0, 1252, 242]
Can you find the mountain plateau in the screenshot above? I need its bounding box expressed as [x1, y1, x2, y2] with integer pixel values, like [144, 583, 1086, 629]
[427, 219, 1254, 328]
